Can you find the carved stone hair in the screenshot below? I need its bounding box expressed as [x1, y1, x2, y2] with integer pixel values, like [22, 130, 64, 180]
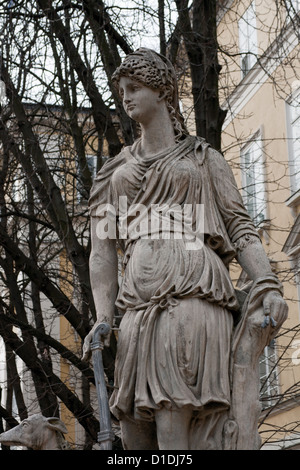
[112, 48, 188, 141]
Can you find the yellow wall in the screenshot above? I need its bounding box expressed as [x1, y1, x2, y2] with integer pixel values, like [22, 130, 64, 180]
[59, 253, 79, 448]
[218, 0, 300, 447]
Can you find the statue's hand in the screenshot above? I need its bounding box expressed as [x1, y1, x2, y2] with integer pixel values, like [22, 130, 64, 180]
[261, 290, 288, 329]
[81, 320, 112, 361]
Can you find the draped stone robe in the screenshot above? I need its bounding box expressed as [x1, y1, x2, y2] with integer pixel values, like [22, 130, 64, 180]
[89, 135, 260, 424]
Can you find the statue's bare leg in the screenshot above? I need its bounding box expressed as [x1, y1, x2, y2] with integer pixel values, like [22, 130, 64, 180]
[155, 407, 193, 450]
[120, 416, 158, 450]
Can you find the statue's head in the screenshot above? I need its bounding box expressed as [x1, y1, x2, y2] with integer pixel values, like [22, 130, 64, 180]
[112, 48, 188, 141]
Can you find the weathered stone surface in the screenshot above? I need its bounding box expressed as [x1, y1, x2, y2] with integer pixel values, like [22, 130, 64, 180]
[0, 414, 69, 450]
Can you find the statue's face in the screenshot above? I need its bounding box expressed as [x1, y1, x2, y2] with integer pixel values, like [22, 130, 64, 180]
[119, 76, 162, 125]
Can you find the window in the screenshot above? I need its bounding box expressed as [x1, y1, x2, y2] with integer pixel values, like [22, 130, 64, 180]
[282, 213, 300, 318]
[286, 88, 300, 193]
[0, 80, 6, 106]
[86, 154, 98, 179]
[12, 169, 27, 204]
[290, 0, 299, 12]
[290, 252, 300, 315]
[240, 135, 267, 225]
[238, 2, 257, 78]
[76, 154, 98, 204]
[292, 253, 300, 317]
[259, 340, 279, 409]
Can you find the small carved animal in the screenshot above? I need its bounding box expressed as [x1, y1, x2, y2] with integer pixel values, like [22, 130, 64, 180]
[0, 414, 69, 450]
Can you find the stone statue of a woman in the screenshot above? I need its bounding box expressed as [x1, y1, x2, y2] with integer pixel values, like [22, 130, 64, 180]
[83, 48, 288, 450]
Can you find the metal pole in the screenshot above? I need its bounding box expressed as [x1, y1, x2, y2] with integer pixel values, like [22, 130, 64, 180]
[91, 322, 114, 450]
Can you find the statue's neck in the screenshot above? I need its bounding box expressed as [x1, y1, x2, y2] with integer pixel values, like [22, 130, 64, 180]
[139, 117, 176, 160]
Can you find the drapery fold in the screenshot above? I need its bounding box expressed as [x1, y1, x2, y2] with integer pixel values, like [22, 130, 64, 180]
[89, 136, 260, 422]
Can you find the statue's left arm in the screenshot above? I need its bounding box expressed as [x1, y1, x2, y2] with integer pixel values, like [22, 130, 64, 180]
[207, 148, 288, 327]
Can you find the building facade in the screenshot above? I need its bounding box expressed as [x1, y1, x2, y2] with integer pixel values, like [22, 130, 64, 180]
[217, 0, 300, 449]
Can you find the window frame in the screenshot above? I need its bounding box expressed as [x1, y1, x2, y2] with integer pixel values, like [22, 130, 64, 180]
[238, 1, 258, 78]
[76, 154, 98, 204]
[240, 130, 267, 226]
[259, 339, 280, 410]
[286, 87, 300, 195]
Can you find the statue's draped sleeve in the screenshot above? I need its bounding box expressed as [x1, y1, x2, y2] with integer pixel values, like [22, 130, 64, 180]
[88, 149, 129, 217]
[204, 146, 261, 247]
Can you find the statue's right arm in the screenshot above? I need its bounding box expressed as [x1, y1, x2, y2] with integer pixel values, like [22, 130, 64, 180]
[89, 215, 118, 325]
[82, 216, 118, 359]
